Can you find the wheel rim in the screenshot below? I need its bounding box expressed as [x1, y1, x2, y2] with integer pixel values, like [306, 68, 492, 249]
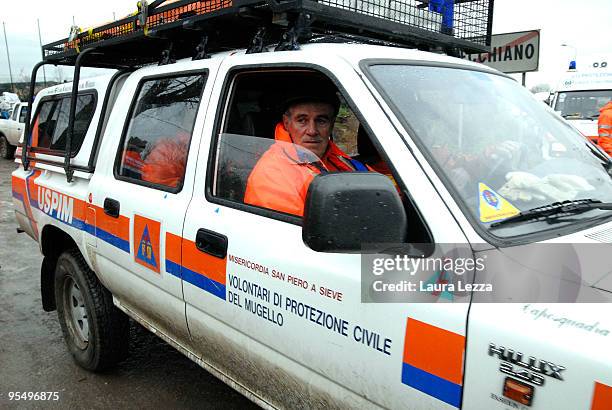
[0, 137, 7, 157]
[62, 276, 90, 349]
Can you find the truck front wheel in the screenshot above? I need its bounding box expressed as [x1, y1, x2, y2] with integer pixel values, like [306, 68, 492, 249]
[0, 134, 15, 159]
[54, 249, 129, 371]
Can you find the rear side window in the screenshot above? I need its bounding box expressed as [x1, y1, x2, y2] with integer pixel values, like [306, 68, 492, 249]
[116, 73, 206, 191]
[31, 93, 96, 154]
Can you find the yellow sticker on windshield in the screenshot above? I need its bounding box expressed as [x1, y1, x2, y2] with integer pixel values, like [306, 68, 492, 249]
[479, 183, 520, 223]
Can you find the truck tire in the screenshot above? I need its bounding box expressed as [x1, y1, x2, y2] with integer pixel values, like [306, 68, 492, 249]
[0, 134, 15, 159]
[54, 249, 129, 371]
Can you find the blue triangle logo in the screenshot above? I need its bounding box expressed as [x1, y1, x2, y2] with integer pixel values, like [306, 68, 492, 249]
[136, 225, 157, 268]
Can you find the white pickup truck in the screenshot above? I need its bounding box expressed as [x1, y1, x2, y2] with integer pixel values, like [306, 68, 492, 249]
[0, 102, 28, 159]
[11, 1, 612, 409]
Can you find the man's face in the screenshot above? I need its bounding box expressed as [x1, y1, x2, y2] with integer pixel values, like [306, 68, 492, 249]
[283, 102, 335, 159]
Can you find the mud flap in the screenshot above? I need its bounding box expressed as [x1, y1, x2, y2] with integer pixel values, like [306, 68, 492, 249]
[41, 256, 57, 311]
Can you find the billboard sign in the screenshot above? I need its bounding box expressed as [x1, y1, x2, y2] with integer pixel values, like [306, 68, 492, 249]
[462, 30, 540, 74]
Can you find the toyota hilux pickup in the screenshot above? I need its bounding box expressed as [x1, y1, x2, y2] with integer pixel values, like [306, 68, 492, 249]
[11, 1, 612, 409]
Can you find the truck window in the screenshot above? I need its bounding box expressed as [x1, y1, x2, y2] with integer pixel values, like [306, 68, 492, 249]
[18, 106, 28, 123]
[30, 93, 96, 154]
[31, 99, 59, 148]
[210, 70, 396, 219]
[49, 95, 95, 151]
[116, 73, 207, 191]
[554, 90, 612, 119]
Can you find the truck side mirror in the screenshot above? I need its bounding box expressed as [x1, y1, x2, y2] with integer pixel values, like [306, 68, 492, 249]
[302, 172, 407, 253]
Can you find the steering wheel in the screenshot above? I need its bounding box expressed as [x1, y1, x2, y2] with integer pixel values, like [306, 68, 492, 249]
[481, 141, 532, 187]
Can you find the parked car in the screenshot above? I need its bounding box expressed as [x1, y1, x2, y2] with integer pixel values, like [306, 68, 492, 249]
[0, 102, 28, 159]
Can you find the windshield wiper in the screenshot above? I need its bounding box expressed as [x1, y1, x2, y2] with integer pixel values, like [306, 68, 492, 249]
[587, 113, 600, 120]
[489, 199, 612, 228]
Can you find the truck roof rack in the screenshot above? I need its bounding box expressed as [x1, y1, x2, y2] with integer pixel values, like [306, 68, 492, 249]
[42, 0, 493, 67]
[24, 0, 493, 181]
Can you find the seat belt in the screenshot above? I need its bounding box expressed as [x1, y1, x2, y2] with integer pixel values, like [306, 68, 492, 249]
[348, 158, 368, 171]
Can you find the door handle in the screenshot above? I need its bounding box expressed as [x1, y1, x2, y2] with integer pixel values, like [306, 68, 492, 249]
[195, 228, 228, 259]
[103, 198, 120, 218]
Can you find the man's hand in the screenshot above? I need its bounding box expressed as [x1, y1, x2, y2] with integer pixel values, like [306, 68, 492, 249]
[489, 140, 522, 161]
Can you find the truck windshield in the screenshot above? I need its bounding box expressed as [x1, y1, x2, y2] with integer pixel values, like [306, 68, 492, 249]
[554, 90, 612, 119]
[367, 63, 612, 239]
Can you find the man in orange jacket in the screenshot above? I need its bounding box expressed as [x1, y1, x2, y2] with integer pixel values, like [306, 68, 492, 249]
[141, 132, 190, 188]
[244, 95, 368, 216]
[598, 99, 612, 156]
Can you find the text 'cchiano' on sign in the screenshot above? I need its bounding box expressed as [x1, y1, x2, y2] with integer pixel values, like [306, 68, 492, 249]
[462, 30, 540, 74]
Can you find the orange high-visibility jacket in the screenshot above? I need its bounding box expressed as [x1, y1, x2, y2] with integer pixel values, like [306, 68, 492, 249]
[598, 101, 612, 156]
[141, 134, 190, 188]
[244, 123, 366, 216]
[30, 118, 40, 147]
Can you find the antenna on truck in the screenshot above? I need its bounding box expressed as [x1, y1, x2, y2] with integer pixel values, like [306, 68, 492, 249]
[22, 0, 494, 181]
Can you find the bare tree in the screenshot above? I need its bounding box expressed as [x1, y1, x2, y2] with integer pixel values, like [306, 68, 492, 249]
[18, 68, 30, 83]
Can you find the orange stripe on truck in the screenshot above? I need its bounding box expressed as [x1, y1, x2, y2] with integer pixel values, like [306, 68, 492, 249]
[182, 238, 227, 286]
[591, 381, 612, 410]
[403, 318, 465, 385]
[93, 205, 130, 242]
[165, 232, 182, 264]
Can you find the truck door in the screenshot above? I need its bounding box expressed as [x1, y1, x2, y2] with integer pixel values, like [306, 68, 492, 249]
[14, 104, 26, 142]
[89, 63, 218, 340]
[8, 104, 23, 143]
[182, 55, 473, 409]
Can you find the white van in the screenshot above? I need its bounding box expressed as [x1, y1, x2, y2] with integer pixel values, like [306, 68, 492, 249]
[550, 61, 612, 142]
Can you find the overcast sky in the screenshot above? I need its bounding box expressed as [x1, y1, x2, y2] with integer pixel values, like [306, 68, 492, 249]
[1, 0, 611, 88]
